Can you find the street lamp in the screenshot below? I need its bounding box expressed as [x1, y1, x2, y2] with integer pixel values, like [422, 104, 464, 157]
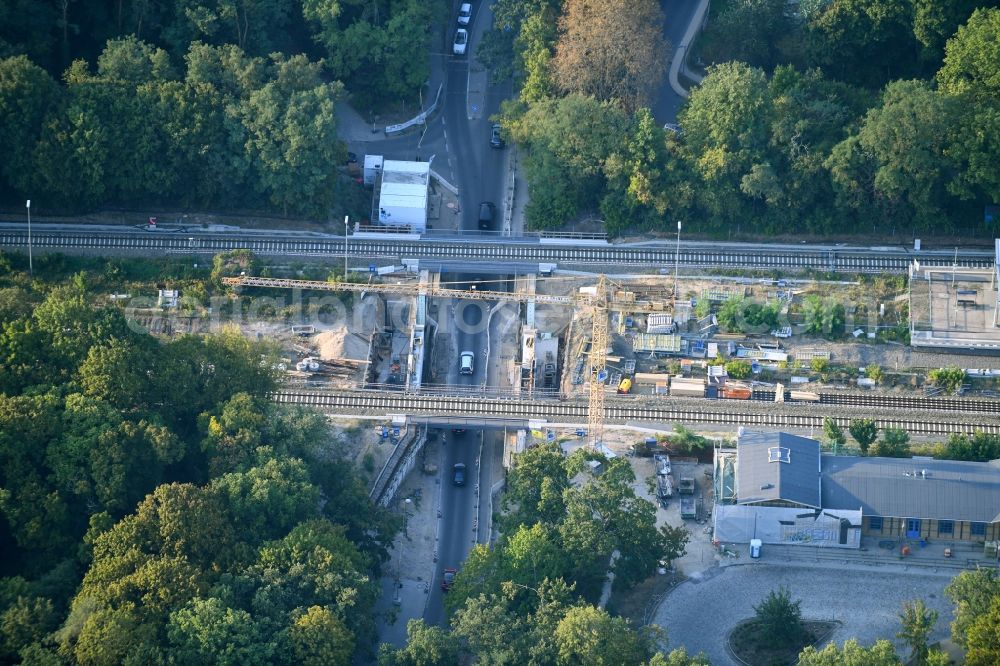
[26, 199, 32, 277]
[344, 215, 349, 278]
[403, 497, 413, 537]
[673, 220, 682, 309]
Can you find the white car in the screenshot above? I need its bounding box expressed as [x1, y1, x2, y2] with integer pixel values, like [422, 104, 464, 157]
[458, 3, 472, 25]
[453, 29, 468, 56]
[460, 351, 474, 375]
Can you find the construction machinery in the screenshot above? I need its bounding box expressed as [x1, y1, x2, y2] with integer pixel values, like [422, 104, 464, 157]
[221, 273, 674, 448]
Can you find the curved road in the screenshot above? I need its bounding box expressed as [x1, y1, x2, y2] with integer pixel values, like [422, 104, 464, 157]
[652, 0, 703, 124]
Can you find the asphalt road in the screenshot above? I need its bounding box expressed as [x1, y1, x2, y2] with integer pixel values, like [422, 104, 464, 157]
[424, 426, 481, 625]
[652, 0, 702, 124]
[424, 279, 502, 625]
[653, 564, 955, 665]
[444, 44, 506, 227]
[425, 2, 512, 623]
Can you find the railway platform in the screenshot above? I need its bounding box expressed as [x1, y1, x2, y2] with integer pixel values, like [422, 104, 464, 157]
[726, 535, 1000, 575]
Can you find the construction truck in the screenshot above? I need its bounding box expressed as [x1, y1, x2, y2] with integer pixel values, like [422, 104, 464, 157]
[617, 377, 632, 394]
[656, 473, 674, 500]
[678, 475, 695, 495]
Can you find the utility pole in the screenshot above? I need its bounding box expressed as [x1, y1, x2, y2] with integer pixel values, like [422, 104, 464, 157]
[344, 215, 349, 278]
[673, 220, 682, 309]
[26, 200, 32, 277]
[952, 246, 957, 287]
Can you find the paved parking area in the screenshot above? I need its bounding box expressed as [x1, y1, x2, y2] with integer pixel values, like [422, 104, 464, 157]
[652, 563, 955, 665]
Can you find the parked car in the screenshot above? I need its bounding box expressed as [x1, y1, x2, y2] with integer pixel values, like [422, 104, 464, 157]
[441, 568, 457, 591]
[453, 29, 468, 55]
[478, 201, 495, 230]
[457, 3, 472, 25]
[453, 463, 467, 486]
[490, 123, 505, 148]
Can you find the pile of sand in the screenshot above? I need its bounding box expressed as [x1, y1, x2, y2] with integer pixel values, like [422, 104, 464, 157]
[315, 326, 370, 362]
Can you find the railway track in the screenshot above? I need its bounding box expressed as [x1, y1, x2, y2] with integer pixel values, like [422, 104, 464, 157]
[1, 226, 994, 274]
[274, 389, 1000, 435]
[753, 390, 1000, 415]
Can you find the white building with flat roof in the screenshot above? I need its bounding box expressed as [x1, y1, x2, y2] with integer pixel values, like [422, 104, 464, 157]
[377, 160, 429, 232]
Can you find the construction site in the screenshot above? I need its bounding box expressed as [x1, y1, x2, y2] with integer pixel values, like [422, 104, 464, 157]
[219, 262, 998, 445]
[908, 248, 1000, 352]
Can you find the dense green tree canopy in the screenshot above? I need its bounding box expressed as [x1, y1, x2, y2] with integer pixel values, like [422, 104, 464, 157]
[0, 34, 350, 217]
[492, 0, 1000, 238]
[0, 269, 392, 663]
[798, 638, 901, 665]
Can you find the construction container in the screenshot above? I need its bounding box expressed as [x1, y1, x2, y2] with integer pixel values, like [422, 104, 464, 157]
[670, 377, 706, 398]
[721, 385, 752, 400]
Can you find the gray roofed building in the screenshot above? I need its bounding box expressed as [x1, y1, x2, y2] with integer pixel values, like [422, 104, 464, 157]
[736, 431, 821, 508]
[822, 456, 1000, 523]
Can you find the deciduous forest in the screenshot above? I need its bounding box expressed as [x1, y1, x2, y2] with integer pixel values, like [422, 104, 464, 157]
[0, 258, 397, 663]
[489, 0, 1000, 237]
[0, 0, 444, 217]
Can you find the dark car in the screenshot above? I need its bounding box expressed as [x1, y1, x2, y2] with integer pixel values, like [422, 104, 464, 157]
[451, 427, 466, 434]
[452, 463, 467, 486]
[478, 201, 495, 230]
[490, 123, 505, 149]
[441, 568, 457, 591]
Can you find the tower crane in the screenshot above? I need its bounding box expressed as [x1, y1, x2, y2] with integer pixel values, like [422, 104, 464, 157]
[221, 274, 675, 448]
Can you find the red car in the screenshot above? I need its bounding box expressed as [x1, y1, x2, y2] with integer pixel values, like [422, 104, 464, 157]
[441, 568, 457, 591]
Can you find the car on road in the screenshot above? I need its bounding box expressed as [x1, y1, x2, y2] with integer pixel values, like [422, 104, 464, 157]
[460, 350, 475, 375]
[452, 463, 467, 486]
[457, 3, 472, 25]
[453, 29, 468, 55]
[451, 427, 466, 434]
[441, 568, 457, 591]
[478, 202, 495, 230]
[490, 123, 504, 149]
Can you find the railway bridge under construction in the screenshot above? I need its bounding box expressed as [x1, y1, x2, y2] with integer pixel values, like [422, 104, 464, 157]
[274, 389, 1000, 437]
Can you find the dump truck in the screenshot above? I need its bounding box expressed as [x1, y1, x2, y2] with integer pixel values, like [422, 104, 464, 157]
[680, 497, 696, 519]
[678, 475, 695, 495]
[653, 453, 671, 476]
[656, 473, 674, 500]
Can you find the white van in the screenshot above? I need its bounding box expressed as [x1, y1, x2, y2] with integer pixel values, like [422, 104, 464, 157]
[750, 538, 762, 559]
[460, 351, 475, 375]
